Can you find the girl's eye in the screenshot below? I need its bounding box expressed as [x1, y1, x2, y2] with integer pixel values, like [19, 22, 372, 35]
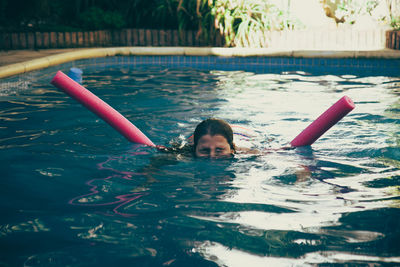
[200, 149, 210, 154]
[215, 148, 224, 154]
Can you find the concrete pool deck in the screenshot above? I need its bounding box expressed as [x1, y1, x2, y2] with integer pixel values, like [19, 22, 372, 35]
[1, 47, 400, 79]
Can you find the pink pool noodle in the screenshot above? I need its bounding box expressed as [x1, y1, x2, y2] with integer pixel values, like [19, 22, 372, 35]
[51, 71, 156, 147]
[290, 96, 355, 147]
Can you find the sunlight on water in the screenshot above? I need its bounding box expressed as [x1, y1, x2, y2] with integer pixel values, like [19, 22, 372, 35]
[188, 70, 400, 266]
[195, 241, 400, 266]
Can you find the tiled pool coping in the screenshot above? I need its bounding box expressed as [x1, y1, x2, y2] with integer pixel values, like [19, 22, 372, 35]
[64, 55, 399, 77]
[1, 47, 400, 79]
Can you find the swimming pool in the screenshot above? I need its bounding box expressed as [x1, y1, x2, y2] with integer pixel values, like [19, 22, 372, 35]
[0, 56, 399, 266]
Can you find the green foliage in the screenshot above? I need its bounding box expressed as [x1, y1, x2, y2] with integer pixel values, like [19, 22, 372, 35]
[176, 0, 215, 43]
[1, 0, 397, 46]
[392, 17, 400, 30]
[141, 0, 215, 44]
[79, 6, 125, 30]
[335, 0, 379, 24]
[152, 0, 179, 29]
[0, 0, 302, 46]
[209, 0, 299, 47]
[116, 0, 177, 30]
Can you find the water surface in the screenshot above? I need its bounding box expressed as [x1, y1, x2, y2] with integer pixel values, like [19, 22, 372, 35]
[0, 60, 399, 266]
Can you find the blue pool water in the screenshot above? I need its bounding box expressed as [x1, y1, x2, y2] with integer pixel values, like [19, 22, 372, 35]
[0, 56, 400, 266]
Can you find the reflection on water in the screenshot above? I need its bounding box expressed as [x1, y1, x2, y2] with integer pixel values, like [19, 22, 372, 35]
[0, 65, 399, 266]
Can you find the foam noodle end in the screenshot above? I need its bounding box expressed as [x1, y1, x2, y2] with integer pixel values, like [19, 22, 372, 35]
[290, 96, 355, 147]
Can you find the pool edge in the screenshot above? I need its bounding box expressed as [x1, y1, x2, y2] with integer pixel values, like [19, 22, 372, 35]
[1, 47, 400, 79]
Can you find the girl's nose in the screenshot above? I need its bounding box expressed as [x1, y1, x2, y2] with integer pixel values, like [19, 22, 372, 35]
[209, 149, 216, 158]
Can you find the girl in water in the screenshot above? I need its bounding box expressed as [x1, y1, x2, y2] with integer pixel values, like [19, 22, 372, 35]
[158, 118, 255, 158]
[155, 118, 236, 158]
[192, 118, 236, 158]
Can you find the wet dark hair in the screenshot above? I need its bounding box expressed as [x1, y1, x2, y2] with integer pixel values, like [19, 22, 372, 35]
[193, 118, 235, 152]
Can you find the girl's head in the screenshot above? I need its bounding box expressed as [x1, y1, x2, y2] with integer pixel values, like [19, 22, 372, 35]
[193, 118, 235, 158]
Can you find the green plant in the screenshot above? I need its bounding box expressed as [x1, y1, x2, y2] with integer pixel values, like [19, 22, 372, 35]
[209, 0, 298, 47]
[150, 0, 215, 44]
[152, 0, 179, 29]
[392, 16, 400, 30]
[79, 6, 125, 30]
[173, 0, 215, 44]
[335, 0, 379, 25]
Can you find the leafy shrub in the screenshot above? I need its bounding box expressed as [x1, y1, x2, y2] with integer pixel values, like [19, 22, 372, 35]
[177, 0, 215, 43]
[335, 0, 379, 25]
[392, 17, 400, 30]
[79, 7, 125, 30]
[210, 0, 300, 47]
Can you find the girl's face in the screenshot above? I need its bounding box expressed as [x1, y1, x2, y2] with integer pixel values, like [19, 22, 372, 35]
[195, 134, 234, 158]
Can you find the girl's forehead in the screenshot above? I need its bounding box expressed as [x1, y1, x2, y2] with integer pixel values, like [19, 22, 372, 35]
[198, 134, 229, 144]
